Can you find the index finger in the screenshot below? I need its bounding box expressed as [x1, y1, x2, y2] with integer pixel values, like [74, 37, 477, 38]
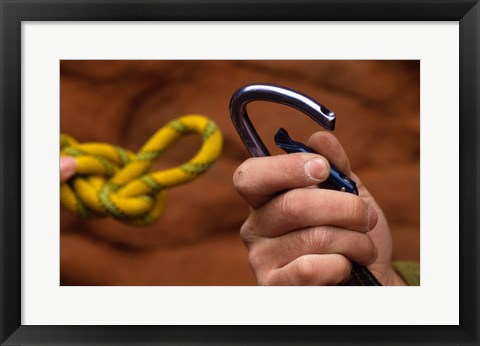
[233, 153, 330, 208]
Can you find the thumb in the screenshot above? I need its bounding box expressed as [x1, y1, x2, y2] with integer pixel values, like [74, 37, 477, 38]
[307, 131, 351, 175]
[60, 156, 77, 183]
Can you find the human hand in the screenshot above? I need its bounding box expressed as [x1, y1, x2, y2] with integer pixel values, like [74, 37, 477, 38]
[60, 156, 77, 183]
[233, 131, 406, 286]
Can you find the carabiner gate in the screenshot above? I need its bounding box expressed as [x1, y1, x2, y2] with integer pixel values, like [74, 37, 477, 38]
[229, 84, 335, 157]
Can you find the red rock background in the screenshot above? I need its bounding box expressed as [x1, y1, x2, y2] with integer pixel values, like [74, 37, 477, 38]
[60, 60, 420, 286]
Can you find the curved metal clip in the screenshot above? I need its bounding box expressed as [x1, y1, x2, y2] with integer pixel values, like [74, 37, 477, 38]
[229, 83, 381, 286]
[229, 84, 335, 157]
[230, 83, 359, 195]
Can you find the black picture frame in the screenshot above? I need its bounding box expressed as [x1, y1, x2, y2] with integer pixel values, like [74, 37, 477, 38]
[1, 1, 478, 345]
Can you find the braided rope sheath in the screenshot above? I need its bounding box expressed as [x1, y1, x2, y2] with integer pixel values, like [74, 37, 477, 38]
[340, 262, 383, 286]
[60, 115, 223, 226]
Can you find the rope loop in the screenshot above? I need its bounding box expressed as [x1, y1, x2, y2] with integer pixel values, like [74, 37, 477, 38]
[60, 115, 223, 226]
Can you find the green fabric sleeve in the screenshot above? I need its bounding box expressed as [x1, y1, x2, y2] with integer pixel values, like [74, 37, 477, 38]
[392, 260, 420, 286]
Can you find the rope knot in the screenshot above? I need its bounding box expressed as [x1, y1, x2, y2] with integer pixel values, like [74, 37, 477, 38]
[60, 115, 223, 226]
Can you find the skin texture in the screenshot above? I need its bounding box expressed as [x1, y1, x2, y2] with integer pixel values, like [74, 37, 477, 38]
[60, 156, 77, 183]
[233, 131, 407, 286]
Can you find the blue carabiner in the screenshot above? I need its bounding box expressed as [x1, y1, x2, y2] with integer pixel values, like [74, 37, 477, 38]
[229, 83, 381, 286]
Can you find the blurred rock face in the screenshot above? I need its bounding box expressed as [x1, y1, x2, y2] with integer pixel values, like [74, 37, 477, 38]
[60, 60, 419, 285]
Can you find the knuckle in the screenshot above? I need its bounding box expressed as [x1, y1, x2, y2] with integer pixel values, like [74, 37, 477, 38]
[301, 226, 337, 253]
[344, 197, 360, 219]
[321, 256, 352, 285]
[280, 190, 302, 224]
[361, 237, 378, 265]
[323, 229, 375, 267]
[239, 219, 256, 248]
[344, 197, 367, 228]
[289, 153, 311, 174]
[296, 256, 316, 283]
[246, 238, 269, 272]
[316, 227, 334, 250]
[302, 227, 330, 251]
[335, 257, 353, 283]
[302, 228, 317, 249]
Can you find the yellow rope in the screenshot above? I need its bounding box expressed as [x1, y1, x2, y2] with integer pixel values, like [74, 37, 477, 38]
[60, 114, 223, 226]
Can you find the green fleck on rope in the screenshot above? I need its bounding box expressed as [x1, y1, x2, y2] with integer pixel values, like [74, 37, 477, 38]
[203, 120, 217, 139]
[136, 150, 162, 161]
[141, 175, 164, 192]
[96, 156, 117, 176]
[98, 183, 127, 220]
[181, 162, 212, 175]
[115, 146, 131, 166]
[63, 147, 84, 157]
[168, 120, 190, 134]
[60, 114, 223, 226]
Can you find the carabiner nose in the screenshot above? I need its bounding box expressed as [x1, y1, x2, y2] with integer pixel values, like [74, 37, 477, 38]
[229, 84, 336, 157]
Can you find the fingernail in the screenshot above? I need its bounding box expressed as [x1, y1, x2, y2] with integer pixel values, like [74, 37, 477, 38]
[305, 158, 329, 181]
[60, 156, 77, 176]
[367, 204, 378, 231]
